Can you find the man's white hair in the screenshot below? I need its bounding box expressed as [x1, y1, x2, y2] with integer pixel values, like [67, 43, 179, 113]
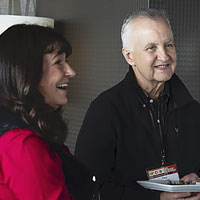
[121, 8, 172, 52]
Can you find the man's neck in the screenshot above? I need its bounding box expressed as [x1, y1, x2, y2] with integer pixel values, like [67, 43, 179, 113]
[135, 78, 165, 99]
[143, 83, 165, 99]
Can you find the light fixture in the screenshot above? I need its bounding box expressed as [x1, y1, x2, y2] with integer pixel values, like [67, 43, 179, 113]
[0, 15, 54, 35]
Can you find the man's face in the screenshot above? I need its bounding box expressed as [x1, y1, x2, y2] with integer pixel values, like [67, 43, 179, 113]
[123, 17, 177, 89]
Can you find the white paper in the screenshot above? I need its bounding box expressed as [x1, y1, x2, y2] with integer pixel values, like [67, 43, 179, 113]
[137, 180, 200, 192]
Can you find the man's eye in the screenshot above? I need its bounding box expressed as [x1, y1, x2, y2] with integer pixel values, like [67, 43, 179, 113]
[147, 46, 156, 51]
[166, 43, 174, 48]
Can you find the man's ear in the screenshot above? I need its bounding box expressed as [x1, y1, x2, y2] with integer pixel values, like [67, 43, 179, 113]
[122, 48, 135, 66]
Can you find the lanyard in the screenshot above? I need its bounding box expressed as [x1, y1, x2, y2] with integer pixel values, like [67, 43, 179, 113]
[133, 81, 170, 166]
[148, 100, 167, 166]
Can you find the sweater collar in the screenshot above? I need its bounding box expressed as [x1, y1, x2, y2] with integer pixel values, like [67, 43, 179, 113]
[125, 65, 194, 108]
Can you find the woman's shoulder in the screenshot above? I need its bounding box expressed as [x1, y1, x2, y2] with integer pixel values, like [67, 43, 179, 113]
[0, 128, 50, 154]
[0, 128, 72, 200]
[0, 127, 63, 179]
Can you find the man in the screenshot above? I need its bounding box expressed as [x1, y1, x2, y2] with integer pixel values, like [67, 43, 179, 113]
[75, 9, 200, 200]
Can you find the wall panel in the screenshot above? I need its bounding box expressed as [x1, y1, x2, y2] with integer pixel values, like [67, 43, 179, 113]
[36, 0, 148, 153]
[150, 0, 200, 101]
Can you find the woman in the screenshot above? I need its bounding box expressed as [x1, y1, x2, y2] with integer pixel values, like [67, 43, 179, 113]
[0, 24, 98, 200]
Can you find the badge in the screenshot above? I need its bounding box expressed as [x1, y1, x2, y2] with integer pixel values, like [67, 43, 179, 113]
[146, 163, 179, 182]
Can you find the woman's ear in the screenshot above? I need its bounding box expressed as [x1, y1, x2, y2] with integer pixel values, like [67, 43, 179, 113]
[122, 48, 135, 66]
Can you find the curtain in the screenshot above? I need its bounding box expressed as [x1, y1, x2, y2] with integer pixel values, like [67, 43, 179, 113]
[0, 0, 36, 16]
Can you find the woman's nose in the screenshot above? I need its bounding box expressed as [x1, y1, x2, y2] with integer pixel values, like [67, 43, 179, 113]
[64, 63, 76, 78]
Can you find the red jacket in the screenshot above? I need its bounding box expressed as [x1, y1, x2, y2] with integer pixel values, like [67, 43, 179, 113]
[0, 128, 74, 200]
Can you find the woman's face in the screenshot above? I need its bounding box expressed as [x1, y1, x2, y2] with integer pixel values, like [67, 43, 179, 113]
[38, 50, 76, 109]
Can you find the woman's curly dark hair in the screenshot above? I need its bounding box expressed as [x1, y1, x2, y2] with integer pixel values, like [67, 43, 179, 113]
[0, 24, 72, 145]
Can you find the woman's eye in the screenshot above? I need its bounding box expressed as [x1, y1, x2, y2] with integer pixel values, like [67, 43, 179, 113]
[55, 60, 62, 65]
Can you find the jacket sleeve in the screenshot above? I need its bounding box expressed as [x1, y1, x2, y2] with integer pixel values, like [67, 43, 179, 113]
[0, 128, 74, 200]
[75, 97, 160, 200]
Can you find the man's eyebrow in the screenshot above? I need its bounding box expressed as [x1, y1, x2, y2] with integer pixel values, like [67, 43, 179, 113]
[144, 42, 157, 49]
[165, 39, 174, 43]
[144, 39, 174, 49]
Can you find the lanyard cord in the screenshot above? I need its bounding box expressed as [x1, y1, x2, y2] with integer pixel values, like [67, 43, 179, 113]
[148, 101, 166, 165]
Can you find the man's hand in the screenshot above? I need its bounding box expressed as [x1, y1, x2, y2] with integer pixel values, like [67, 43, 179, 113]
[160, 173, 200, 199]
[181, 173, 199, 183]
[160, 192, 195, 200]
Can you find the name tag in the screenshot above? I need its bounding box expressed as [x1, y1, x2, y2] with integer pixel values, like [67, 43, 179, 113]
[147, 163, 179, 182]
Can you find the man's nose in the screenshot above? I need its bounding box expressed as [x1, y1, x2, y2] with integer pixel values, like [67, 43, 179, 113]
[157, 48, 169, 62]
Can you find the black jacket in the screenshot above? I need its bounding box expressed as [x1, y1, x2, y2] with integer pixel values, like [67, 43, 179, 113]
[0, 106, 98, 200]
[75, 67, 200, 200]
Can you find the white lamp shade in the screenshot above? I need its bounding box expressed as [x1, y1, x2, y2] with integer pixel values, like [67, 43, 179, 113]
[0, 15, 54, 35]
